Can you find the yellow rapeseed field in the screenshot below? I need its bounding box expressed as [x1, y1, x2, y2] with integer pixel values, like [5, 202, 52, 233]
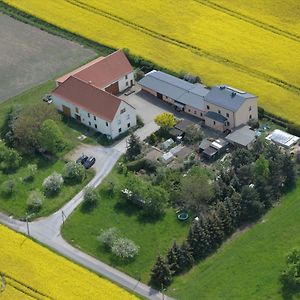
[0, 225, 137, 300]
[3, 0, 300, 124]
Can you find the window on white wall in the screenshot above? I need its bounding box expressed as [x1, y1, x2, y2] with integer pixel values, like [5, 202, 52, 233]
[106, 122, 109, 126]
[126, 82, 128, 86]
[127, 114, 130, 120]
[118, 119, 121, 125]
[120, 108, 126, 114]
[88, 113, 90, 118]
[125, 75, 128, 80]
[127, 123, 130, 128]
[119, 128, 122, 133]
[94, 124, 97, 129]
[226, 113, 229, 118]
[94, 116, 96, 121]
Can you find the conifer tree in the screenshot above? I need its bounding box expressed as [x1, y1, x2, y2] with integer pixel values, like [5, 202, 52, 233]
[206, 212, 224, 250]
[216, 202, 233, 236]
[167, 241, 180, 275]
[177, 241, 194, 272]
[151, 255, 172, 287]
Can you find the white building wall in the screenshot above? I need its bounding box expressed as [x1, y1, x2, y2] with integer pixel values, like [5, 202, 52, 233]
[117, 72, 134, 92]
[110, 101, 137, 139]
[52, 95, 113, 137]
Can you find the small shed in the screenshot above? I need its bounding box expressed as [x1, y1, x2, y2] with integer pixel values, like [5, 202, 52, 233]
[225, 125, 256, 149]
[161, 152, 174, 164]
[162, 138, 174, 150]
[199, 138, 212, 152]
[203, 146, 218, 160]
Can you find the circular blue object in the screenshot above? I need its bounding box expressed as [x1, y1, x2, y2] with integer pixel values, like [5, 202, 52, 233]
[177, 212, 189, 221]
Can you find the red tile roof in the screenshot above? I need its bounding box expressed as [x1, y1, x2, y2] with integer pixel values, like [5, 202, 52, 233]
[56, 50, 133, 88]
[52, 76, 121, 122]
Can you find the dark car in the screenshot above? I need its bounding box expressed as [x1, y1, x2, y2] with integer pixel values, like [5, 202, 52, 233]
[83, 156, 96, 169]
[42, 94, 53, 104]
[76, 154, 88, 165]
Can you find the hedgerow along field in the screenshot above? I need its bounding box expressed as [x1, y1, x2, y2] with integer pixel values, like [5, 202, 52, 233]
[3, 0, 300, 125]
[168, 180, 300, 300]
[0, 225, 138, 300]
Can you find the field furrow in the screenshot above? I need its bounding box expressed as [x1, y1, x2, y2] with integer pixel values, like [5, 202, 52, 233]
[65, 0, 300, 96]
[194, 0, 300, 43]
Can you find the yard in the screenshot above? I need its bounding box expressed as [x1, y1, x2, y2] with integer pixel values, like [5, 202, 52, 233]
[0, 81, 97, 219]
[62, 167, 190, 282]
[168, 179, 300, 300]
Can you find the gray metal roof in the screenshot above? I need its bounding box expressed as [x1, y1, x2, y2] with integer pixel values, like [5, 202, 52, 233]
[205, 85, 256, 112]
[225, 125, 256, 146]
[205, 111, 227, 123]
[138, 71, 208, 110]
[177, 85, 208, 111]
[138, 70, 193, 100]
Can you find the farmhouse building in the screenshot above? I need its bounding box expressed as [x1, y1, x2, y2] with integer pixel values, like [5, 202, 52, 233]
[52, 76, 136, 139]
[56, 50, 134, 95]
[139, 70, 258, 131]
[52, 50, 136, 139]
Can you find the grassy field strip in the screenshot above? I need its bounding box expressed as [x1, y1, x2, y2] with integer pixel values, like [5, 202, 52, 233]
[5, 276, 50, 300]
[194, 0, 300, 43]
[65, 0, 300, 96]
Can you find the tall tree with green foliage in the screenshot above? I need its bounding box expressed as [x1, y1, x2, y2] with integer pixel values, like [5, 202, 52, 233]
[231, 148, 254, 170]
[126, 132, 142, 160]
[151, 255, 172, 288]
[183, 124, 203, 145]
[216, 202, 234, 236]
[167, 241, 180, 275]
[177, 241, 194, 272]
[254, 155, 270, 178]
[281, 248, 300, 290]
[38, 119, 65, 154]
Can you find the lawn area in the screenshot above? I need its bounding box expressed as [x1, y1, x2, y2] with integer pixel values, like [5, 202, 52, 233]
[0, 81, 98, 219]
[0, 157, 94, 219]
[62, 167, 190, 282]
[168, 179, 300, 300]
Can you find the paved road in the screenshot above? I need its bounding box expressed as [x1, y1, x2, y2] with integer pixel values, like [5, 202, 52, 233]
[0, 124, 173, 300]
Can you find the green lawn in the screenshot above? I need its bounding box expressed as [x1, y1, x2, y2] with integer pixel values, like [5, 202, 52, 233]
[168, 180, 300, 300]
[62, 168, 190, 282]
[0, 156, 94, 219]
[0, 81, 98, 219]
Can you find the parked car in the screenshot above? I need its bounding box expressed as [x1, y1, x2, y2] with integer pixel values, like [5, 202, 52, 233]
[76, 154, 88, 165]
[43, 94, 53, 104]
[83, 156, 96, 169]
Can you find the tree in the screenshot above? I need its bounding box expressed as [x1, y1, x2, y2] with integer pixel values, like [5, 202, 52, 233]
[97, 227, 119, 250]
[0, 143, 22, 172]
[42, 172, 64, 196]
[183, 124, 203, 145]
[111, 238, 139, 260]
[240, 186, 264, 222]
[225, 192, 242, 228]
[126, 132, 142, 160]
[179, 167, 214, 213]
[206, 212, 224, 250]
[254, 155, 269, 178]
[27, 190, 44, 212]
[216, 202, 234, 236]
[231, 148, 254, 170]
[187, 219, 211, 260]
[281, 248, 300, 290]
[142, 185, 169, 218]
[236, 165, 254, 187]
[62, 161, 85, 183]
[11, 104, 60, 154]
[83, 186, 99, 208]
[24, 164, 38, 182]
[281, 153, 297, 187]
[167, 241, 180, 275]
[38, 119, 65, 154]
[151, 255, 172, 288]
[177, 241, 194, 272]
[1, 179, 16, 197]
[154, 113, 176, 132]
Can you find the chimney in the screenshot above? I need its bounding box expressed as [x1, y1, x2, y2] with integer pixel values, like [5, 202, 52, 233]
[231, 92, 236, 97]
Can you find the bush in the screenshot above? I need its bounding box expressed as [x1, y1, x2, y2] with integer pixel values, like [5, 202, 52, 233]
[24, 164, 38, 182]
[134, 69, 145, 81]
[1, 179, 16, 197]
[83, 186, 99, 208]
[42, 172, 63, 196]
[0, 143, 22, 171]
[27, 190, 44, 212]
[136, 115, 144, 128]
[111, 238, 139, 260]
[288, 123, 300, 137]
[97, 227, 119, 250]
[127, 158, 158, 174]
[63, 161, 85, 183]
